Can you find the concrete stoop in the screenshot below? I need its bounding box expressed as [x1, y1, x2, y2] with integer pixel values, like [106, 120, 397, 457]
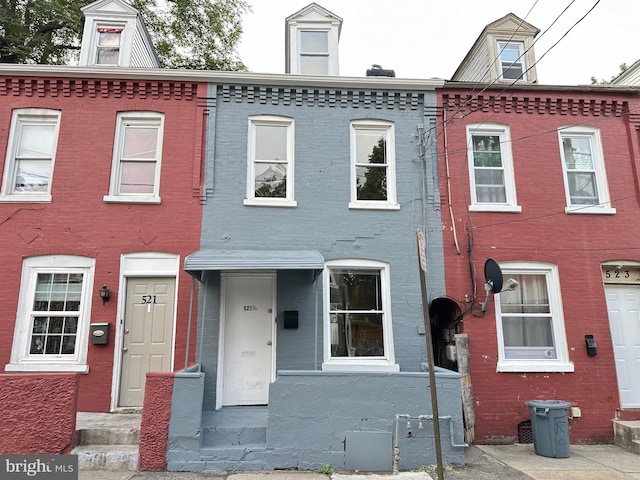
[613, 419, 640, 454]
[72, 412, 142, 470]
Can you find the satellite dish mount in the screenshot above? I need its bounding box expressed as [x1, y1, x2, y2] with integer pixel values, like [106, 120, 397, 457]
[480, 259, 519, 313]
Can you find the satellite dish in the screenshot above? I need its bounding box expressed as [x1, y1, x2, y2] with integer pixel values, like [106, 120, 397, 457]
[484, 259, 503, 294]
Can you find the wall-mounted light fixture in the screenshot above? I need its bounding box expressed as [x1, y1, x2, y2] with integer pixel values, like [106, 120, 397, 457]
[99, 285, 110, 305]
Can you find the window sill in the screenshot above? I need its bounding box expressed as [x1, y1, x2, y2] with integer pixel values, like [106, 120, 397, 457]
[348, 202, 400, 211]
[469, 204, 522, 213]
[497, 360, 574, 373]
[243, 198, 297, 208]
[103, 195, 161, 204]
[0, 194, 52, 203]
[322, 361, 400, 372]
[565, 205, 616, 215]
[5, 363, 89, 373]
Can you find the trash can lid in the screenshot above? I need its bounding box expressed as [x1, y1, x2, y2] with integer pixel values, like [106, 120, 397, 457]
[526, 400, 570, 408]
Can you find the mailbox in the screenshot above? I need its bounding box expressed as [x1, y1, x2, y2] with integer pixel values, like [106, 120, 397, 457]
[585, 334, 597, 357]
[283, 310, 299, 329]
[90, 323, 110, 345]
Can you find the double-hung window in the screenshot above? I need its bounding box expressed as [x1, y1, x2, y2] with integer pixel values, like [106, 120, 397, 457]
[6, 255, 95, 373]
[323, 260, 398, 371]
[96, 27, 122, 65]
[299, 30, 329, 75]
[244, 115, 296, 207]
[498, 41, 526, 81]
[350, 120, 398, 210]
[558, 126, 614, 214]
[467, 123, 520, 212]
[104, 112, 164, 204]
[1, 109, 61, 203]
[495, 262, 573, 372]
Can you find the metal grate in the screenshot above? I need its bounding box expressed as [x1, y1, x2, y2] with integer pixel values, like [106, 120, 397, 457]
[518, 420, 533, 443]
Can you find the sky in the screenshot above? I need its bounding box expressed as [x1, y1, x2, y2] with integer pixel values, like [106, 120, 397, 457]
[237, 0, 640, 85]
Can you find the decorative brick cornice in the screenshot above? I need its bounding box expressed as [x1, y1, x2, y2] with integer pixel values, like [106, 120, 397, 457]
[443, 93, 628, 117]
[0, 77, 197, 101]
[217, 84, 424, 110]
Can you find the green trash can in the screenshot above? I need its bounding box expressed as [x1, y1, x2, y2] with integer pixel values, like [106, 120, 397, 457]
[526, 400, 571, 458]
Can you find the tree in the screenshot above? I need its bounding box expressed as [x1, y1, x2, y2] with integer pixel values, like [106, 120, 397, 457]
[591, 63, 628, 85]
[0, 0, 249, 70]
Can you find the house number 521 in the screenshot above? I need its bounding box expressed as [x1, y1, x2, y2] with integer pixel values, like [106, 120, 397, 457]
[142, 295, 157, 304]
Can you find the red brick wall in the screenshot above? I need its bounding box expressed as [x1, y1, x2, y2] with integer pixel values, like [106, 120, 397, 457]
[439, 88, 638, 443]
[138, 372, 175, 471]
[0, 77, 205, 412]
[0, 374, 79, 453]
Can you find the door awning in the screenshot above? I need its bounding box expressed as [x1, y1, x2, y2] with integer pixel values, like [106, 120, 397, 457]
[184, 249, 325, 280]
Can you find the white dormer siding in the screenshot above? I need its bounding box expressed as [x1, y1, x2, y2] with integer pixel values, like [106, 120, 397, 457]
[285, 3, 342, 76]
[451, 13, 539, 84]
[79, 0, 159, 68]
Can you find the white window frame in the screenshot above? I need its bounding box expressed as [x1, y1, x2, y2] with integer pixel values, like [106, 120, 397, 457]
[298, 29, 330, 75]
[0, 108, 61, 203]
[558, 125, 615, 215]
[467, 123, 521, 213]
[6, 255, 95, 373]
[498, 41, 526, 82]
[103, 111, 164, 204]
[244, 115, 296, 208]
[349, 120, 399, 210]
[322, 259, 398, 371]
[495, 262, 573, 373]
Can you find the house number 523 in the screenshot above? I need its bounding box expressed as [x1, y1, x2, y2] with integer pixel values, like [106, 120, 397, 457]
[142, 295, 157, 304]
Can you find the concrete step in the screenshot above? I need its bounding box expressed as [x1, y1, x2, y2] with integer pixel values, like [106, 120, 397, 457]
[201, 425, 266, 447]
[74, 412, 142, 471]
[613, 420, 640, 454]
[76, 426, 140, 446]
[72, 444, 139, 470]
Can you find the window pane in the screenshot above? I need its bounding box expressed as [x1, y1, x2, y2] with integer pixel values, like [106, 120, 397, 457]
[119, 161, 155, 194]
[255, 125, 287, 161]
[472, 135, 502, 166]
[300, 55, 329, 75]
[14, 159, 51, 192]
[475, 169, 505, 203]
[503, 316, 554, 348]
[500, 274, 549, 313]
[98, 31, 121, 47]
[330, 313, 384, 357]
[18, 124, 55, 158]
[330, 269, 382, 311]
[356, 165, 387, 200]
[255, 163, 286, 198]
[568, 172, 597, 205]
[563, 137, 593, 169]
[123, 127, 158, 160]
[300, 31, 328, 53]
[356, 131, 387, 165]
[31, 316, 77, 355]
[97, 48, 119, 64]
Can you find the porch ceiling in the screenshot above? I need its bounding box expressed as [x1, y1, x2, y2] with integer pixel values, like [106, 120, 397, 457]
[184, 249, 325, 280]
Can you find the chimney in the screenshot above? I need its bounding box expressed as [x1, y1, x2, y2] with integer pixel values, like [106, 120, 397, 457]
[366, 64, 395, 77]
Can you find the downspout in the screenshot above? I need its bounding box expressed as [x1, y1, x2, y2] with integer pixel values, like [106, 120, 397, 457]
[443, 106, 461, 255]
[197, 271, 208, 372]
[184, 275, 195, 370]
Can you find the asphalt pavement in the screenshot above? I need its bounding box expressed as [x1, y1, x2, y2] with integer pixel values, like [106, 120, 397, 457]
[79, 443, 640, 480]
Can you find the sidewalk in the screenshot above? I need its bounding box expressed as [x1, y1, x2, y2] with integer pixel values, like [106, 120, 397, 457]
[79, 444, 640, 480]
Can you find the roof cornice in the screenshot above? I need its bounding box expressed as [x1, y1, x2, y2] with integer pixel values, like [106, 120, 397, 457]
[0, 64, 443, 91]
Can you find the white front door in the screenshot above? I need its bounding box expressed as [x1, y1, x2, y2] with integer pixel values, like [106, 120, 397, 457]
[605, 285, 640, 408]
[220, 274, 275, 406]
[119, 277, 175, 407]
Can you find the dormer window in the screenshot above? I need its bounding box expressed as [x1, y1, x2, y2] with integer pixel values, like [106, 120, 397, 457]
[299, 30, 329, 75]
[96, 28, 122, 65]
[285, 4, 341, 76]
[498, 41, 526, 81]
